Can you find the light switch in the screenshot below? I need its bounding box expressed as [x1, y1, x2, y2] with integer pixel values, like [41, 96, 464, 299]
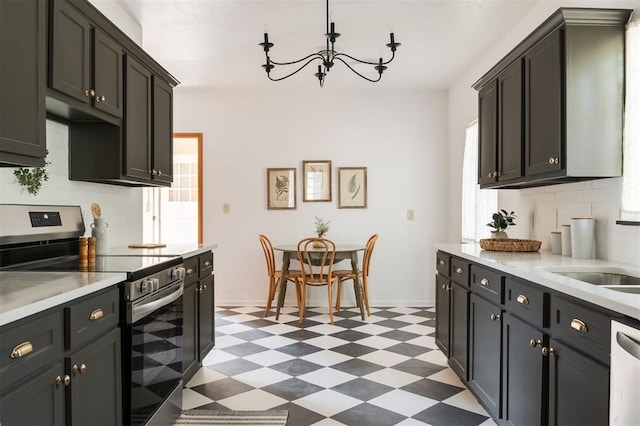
[223, 203, 230, 213]
[407, 209, 414, 221]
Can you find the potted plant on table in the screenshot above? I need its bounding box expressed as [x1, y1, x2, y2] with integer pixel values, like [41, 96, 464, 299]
[314, 217, 330, 238]
[486, 209, 516, 239]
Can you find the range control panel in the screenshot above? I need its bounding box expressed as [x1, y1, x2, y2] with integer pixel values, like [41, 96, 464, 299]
[29, 211, 62, 227]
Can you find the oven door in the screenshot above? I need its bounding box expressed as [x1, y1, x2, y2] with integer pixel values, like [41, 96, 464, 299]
[123, 280, 184, 426]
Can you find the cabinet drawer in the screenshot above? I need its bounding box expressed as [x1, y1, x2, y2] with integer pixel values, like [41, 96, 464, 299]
[550, 296, 610, 364]
[470, 265, 503, 305]
[450, 257, 469, 286]
[436, 251, 450, 277]
[199, 251, 213, 278]
[504, 277, 547, 328]
[0, 310, 63, 393]
[184, 257, 198, 285]
[65, 288, 119, 351]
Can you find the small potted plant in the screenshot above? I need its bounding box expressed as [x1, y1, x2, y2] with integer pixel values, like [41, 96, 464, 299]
[486, 209, 516, 239]
[314, 217, 330, 238]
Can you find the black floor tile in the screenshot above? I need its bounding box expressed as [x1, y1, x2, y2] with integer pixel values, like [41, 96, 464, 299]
[413, 402, 489, 426]
[332, 402, 408, 426]
[332, 378, 395, 401]
[261, 378, 324, 401]
[269, 358, 324, 377]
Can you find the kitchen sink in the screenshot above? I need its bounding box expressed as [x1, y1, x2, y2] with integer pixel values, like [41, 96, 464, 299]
[541, 267, 640, 294]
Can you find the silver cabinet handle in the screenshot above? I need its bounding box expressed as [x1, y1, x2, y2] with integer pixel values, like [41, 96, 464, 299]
[516, 294, 529, 305]
[455, 267, 463, 275]
[490, 313, 501, 321]
[480, 278, 489, 287]
[542, 346, 555, 357]
[56, 375, 71, 386]
[570, 318, 588, 333]
[530, 339, 541, 348]
[204, 261, 211, 266]
[438, 260, 445, 266]
[89, 308, 104, 320]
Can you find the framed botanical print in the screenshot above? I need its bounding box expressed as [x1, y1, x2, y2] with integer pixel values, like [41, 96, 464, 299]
[302, 160, 332, 202]
[338, 167, 367, 208]
[267, 168, 296, 209]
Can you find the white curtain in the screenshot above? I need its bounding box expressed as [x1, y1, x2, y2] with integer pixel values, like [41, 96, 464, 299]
[461, 121, 497, 242]
[621, 17, 640, 222]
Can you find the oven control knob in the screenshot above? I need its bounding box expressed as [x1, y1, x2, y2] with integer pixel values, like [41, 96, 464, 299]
[171, 267, 186, 280]
[152, 278, 160, 291]
[140, 279, 154, 294]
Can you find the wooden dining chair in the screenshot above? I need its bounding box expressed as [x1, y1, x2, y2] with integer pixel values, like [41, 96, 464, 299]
[296, 237, 337, 324]
[334, 234, 378, 316]
[258, 234, 301, 317]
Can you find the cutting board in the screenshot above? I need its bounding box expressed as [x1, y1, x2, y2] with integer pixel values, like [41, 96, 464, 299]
[128, 243, 167, 248]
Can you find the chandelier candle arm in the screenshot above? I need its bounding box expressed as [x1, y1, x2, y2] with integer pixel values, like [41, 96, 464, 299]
[258, 0, 399, 86]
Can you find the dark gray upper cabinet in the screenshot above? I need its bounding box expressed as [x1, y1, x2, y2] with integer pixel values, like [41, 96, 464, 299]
[0, 0, 47, 167]
[473, 8, 631, 189]
[124, 55, 153, 181]
[49, 0, 123, 120]
[152, 77, 174, 185]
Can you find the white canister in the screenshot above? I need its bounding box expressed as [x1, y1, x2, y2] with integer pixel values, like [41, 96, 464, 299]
[550, 231, 562, 254]
[91, 218, 109, 255]
[561, 225, 572, 256]
[571, 218, 595, 259]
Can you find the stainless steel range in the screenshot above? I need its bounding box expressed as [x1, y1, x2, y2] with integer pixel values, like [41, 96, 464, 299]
[0, 204, 186, 426]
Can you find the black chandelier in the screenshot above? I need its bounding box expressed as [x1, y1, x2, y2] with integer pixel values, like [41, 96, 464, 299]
[259, 0, 400, 87]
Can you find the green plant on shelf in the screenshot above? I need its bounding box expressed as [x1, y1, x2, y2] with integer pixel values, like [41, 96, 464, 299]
[13, 151, 50, 196]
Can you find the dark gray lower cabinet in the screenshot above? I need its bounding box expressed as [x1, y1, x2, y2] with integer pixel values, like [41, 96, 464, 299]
[502, 313, 545, 426]
[468, 294, 502, 420]
[449, 282, 469, 380]
[548, 338, 609, 426]
[435, 274, 450, 356]
[67, 328, 121, 426]
[0, 363, 65, 426]
[183, 252, 215, 384]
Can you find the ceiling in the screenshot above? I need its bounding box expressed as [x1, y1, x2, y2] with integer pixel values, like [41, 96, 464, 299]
[114, 0, 539, 90]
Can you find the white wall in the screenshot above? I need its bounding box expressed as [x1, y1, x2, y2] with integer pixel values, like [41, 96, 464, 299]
[448, 0, 640, 266]
[0, 121, 143, 246]
[174, 88, 449, 306]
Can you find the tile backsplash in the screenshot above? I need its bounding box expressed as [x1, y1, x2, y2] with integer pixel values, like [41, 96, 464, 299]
[501, 179, 640, 265]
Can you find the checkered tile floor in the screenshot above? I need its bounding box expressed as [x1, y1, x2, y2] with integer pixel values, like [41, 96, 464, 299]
[182, 306, 497, 426]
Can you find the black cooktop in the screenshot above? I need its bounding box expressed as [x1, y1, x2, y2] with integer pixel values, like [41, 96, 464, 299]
[3, 255, 182, 281]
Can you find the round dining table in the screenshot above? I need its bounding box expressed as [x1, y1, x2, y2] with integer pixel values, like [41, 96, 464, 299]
[273, 244, 366, 321]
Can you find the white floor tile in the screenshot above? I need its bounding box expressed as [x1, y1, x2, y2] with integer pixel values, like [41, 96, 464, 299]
[293, 389, 362, 417]
[212, 335, 246, 349]
[395, 419, 431, 425]
[363, 368, 422, 388]
[351, 323, 395, 335]
[369, 389, 438, 417]
[184, 367, 227, 387]
[201, 349, 237, 366]
[300, 350, 353, 367]
[243, 349, 295, 366]
[442, 389, 488, 415]
[224, 313, 263, 323]
[405, 335, 439, 349]
[309, 418, 348, 426]
[414, 349, 448, 366]
[356, 335, 400, 350]
[426, 368, 465, 388]
[304, 335, 351, 349]
[393, 314, 428, 323]
[233, 367, 291, 388]
[305, 323, 350, 335]
[259, 323, 300, 335]
[358, 349, 411, 367]
[387, 307, 421, 314]
[215, 323, 253, 335]
[252, 334, 298, 349]
[218, 389, 288, 411]
[297, 367, 357, 388]
[399, 324, 435, 335]
[181, 388, 214, 410]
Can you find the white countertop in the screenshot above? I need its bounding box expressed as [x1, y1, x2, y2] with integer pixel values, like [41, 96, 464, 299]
[437, 244, 640, 320]
[0, 271, 126, 326]
[105, 243, 217, 258]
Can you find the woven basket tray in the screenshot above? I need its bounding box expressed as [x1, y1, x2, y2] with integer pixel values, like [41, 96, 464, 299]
[479, 238, 542, 252]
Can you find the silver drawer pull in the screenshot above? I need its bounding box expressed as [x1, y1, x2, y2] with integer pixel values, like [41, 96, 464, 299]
[438, 260, 445, 266]
[516, 294, 529, 305]
[480, 278, 489, 287]
[89, 309, 104, 320]
[10, 341, 33, 359]
[204, 261, 211, 267]
[570, 318, 588, 333]
[455, 267, 463, 275]
[187, 268, 194, 274]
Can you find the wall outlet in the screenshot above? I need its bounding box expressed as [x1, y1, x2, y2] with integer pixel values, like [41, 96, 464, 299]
[407, 209, 415, 221]
[223, 203, 230, 213]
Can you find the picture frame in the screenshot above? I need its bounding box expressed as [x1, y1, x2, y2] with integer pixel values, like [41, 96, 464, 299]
[267, 168, 296, 210]
[338, 167, 367, 208]
[302, 160, 332, 202]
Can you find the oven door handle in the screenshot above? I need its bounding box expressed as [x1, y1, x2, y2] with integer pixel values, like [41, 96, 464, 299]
[130, 282, 184, 324]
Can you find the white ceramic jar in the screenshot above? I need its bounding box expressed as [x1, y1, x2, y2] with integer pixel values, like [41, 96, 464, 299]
[571, 218, 595, 259]
[91, 218, 109, 255]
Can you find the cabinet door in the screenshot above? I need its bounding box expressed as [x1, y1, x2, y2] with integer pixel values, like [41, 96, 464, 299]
[198, 274, 215, 360]
[0, 0, 47, 166]
[502, 313, 545, 426]
[525, 29, 563, 177]
[124, 56, 152, 181]
[66, 329, 121, 426]
[435, 274, 450, 356]
[0, 363, 65, 426]
[449, 282, 469, 380]
[478, 80, 498, 186]
[152, 77, 174, 185]
[93, 29, 123, 118]
[468, 294, 502, 419]
[547, 338, 609, 426]
[182, 281, 199, 382]
[50, 0, 91, 103]
[497, 59, 523, 182]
